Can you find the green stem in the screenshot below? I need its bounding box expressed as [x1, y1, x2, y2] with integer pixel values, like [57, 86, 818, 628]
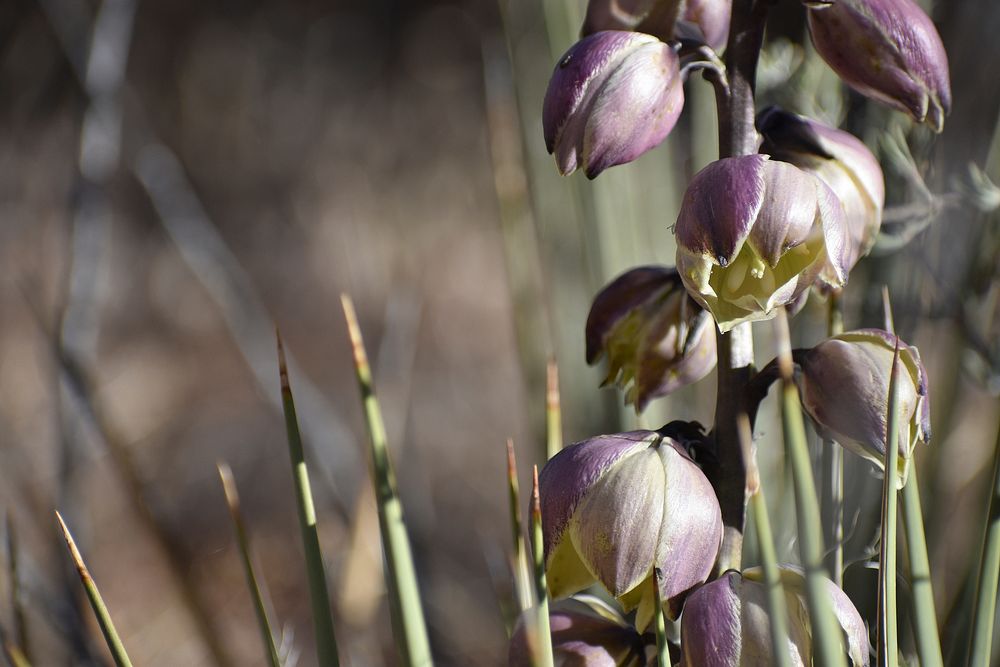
[277, 334, 341, 667]
[546, 360, 562, 461]
[55, 513, 133, 667]
[342, 296, 433, 667]
[775, 310, 846, 667]
[653, 575, 670, 667]
[742, 412, 793, 667]
[822, 296, 845, 587]
[900, 465, 943, 667]
[967, 406, 1000, 667]
[877, 346, 902, 667]
[709, 0, 770, 572]
[530, 466, 554, 667]
[507, 440, 533, 613]
[218, 463, 282, 667]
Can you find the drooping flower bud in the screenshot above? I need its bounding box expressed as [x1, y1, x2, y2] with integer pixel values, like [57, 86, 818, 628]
[540, 428, 722, 630]
[675, 154, 849, 332]
[797, 329, 931, 486]
[758, 107, 885, 286]
[585, 266, 716, 411]
[543, 31, 684, 179]
[680, 567, 870, 666]
[509, 596, 654, 667]
[581, 0, 732, 51]
[807, 0, 951, 132]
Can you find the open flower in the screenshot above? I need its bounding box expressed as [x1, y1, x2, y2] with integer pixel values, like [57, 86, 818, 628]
[543, 31, 684, 179]
[540, 429, 721, 630]
[680, 567, 870, 666]
[585, 266, 716, 411]
[758, 107, 885, 286]
[509, 596, 654, 667]
[797, 329, 931, 486]
[807, 0, 951, 132]
[675, 155, 848, 332]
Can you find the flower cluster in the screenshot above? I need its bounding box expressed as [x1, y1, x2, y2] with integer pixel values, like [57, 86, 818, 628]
[513, 0, 950, 663]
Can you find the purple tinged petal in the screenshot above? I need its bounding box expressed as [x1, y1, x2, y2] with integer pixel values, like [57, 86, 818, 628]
[544, 32, 656, 163]
[679, 0, 732, 51]
[543, 31, 684, 178]
[540, 431, 656, 563]
[824, 579, 872, 667]
[749, 160, 821, 267]
[814, 177, 850, 288]
[570, 446, 665, 596]
[679, 572, 743, 667]
[654, 441, 723, 607]
[758, 108, 884, 273]
[583, 41, 684, 178]
[585, 266, 680, 364]
[798, 329, 929, 484]
[633, 302, 717, 410]
[509, 597, 649, 667]
[807, 0, 951, 131]
[676, 155, 769, 265]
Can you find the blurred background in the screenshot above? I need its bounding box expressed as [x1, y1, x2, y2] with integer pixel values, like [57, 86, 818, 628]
[2, 0, 1000, 664]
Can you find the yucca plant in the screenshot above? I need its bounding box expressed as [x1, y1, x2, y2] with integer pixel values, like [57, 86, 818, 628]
[23, 1, 1000, 666]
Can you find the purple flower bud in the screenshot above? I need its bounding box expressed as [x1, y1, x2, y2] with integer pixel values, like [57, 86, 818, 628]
[540, 430, 722, 630]
[508, 596, 654, 667]
[680, 568, 870, 666]
[581, 0, 732, 51]
[798, 329, 931, 486]
[543, 31, 684, 179]
[676, 0, 732, 51]
[807, 0, 951, 132]
[585, 266, 717, 411]
[675, 155, 849, 332]
[758, 108, 885, 285]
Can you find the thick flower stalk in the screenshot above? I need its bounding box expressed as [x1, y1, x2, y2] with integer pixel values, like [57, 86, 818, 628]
[758, 107, 885, 283]
[675, 154, 849, 332]
[539, 429, 722, 631]
[508, 596, 654, 667]
[543, 31, 684, 179]
[585, 266, 716, 411]
[796, 329, 931, 486]
[807, 0, 951, 132]
[679, 567, 870, 666]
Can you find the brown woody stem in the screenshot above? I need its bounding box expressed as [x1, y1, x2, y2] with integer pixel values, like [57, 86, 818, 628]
[708, 0, 770, 572]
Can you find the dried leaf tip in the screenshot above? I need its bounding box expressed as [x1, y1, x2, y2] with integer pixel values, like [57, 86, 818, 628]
[340, 293, 372, 379]
[507, 439, 518, 483]
[55, 512, 89, 581]
[546, 360, 560, 412]
[217, 462, 239, 511]
[275, 328, 290, 391]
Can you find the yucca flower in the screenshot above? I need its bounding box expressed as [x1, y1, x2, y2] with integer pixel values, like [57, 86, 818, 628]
[585, 266, 716, 411]
[675, 154, 849, 332]
[540, 428, 721, 631]
[543, 31, 684, 178]
[807, 0, 951, 132]
[797, 329, 931, 486]
[758, 107, 885, 286]
[509, 595, 655, 666]
[680, 567, 870, 666]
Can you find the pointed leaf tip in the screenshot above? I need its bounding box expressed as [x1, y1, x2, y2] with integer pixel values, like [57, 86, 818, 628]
[275, 328, 290, 390]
